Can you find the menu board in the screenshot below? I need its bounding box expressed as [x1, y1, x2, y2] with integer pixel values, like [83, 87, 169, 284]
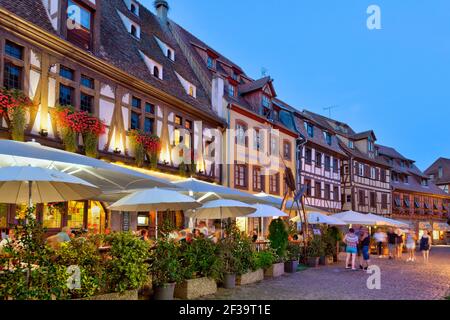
[122, 212, 130, 232]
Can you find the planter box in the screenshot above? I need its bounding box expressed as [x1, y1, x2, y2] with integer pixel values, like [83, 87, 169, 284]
[284, 260, 299, 273]
[174, 277, 217, 300]
[236, 269, 264, 286]
[79, 289, 138, 301]
[307, 257, 319, 268]
[264, 262, 285, 278]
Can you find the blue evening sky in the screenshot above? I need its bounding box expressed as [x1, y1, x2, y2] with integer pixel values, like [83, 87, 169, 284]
[141, 0, 450, 170]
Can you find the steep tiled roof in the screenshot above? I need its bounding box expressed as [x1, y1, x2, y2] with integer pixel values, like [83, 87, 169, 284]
[351, 130, 376, 141]
[0, 0, 56, 35]
[425, 158, 450, 185]
[302, 110, 356, 137]
[338, 139, 389, 167]
[239, 76, 272, 95]
[377, 145, 449, 197]
[0, 0, 223, 123]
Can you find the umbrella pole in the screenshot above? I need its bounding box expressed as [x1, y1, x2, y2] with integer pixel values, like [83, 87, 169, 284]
[155, 212, 158, 240]
[220, 207, 223, 239]
[28, 181, 32, 208]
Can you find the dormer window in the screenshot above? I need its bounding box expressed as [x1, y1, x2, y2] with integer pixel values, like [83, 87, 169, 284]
[368, 137, 374, 152]
[262, 95, 271, 108]
[304, 122, 314, 138]
[324, 132, 332, 145]
[167, 49, 173, 60]
[348, 140, 354, 149]
[175, 72, 196, 98]
[131, 25, 138, 38]
[67, 0, 93, 50]
[207, 56, 214, 69]
[422, 178, 429, 187]
[438, 166, 443, 178]
[153, 66, 160, 78]
[154, 36, 175, 61]
[228, 85, 236, 97]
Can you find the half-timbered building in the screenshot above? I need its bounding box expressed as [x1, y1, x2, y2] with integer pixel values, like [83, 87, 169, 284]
[302, 111, 392, 216]
[377, 146, 450, 243]
[425, 158, 450, 195]
[0, 0, 225, 235]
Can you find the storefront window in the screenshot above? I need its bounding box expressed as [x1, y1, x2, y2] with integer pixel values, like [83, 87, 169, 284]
[67, 201, 85, 229]
[42, 203, 64, 229]
[87, 201, 106, 234]
[0, 204, 8, 228]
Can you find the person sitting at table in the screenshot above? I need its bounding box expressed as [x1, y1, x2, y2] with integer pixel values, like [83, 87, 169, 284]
[251, 230, 258, 243]
[198, 221, 209, 237]
[140, 229, 150, 241]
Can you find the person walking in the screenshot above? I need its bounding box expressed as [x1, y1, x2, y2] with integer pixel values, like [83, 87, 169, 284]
[405, 231, 417, 262]
[396, 229, 404, 260]
[373, 228, 387, 258]
[420, 231, 432, 263]
[344, 228, 359, 271]
[387, 228, 397, 259]
[360, 229, 371, 270]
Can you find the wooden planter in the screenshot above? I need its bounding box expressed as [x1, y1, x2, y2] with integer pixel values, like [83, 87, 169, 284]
[307, 257, 319, 268]
[284, 260, 299, 273]
[78, 289, 138, 300]
[264, 262, 285, 278]
[174, 277, 217, 300]
[236, 269, 264, 286]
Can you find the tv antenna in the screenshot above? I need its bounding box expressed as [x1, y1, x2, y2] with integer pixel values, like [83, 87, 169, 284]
[323, 105, 340, 118]
[261, 67, 268, 77]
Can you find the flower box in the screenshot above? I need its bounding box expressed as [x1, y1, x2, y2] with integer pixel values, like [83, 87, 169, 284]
[174, 277, 217, 300]
[236, 269, 264, 286]
[264, 262, 285, 278]
[78, 289, 138, 301]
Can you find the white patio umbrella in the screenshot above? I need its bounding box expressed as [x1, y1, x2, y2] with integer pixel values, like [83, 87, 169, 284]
[0, 166, 101, 207]
[291, 212, 346, 226]
[108, 188, 201, 239]
[331, 211, 388, 226]
[186, 199, 256, 237]
[366, 214, 409, 228]
[247, 204, 289, 238]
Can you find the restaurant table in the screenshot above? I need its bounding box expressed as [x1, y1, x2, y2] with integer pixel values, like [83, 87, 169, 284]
[253, 240, 270, 252]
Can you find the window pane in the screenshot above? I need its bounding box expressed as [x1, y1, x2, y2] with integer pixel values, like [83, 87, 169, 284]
[145, 103, 154, 114]
[144, 117, 153, 134]
[42, 204, 64, 229]
[131, 112, 140, 130]
[60, 66, 75, 80]
[80, 93, 93, 113]
[132, 97, 141, 109]
[3, 63, 22, 90]
[59, 84, 74, 106]
[68, 0, 91, 30]
[81, 75, 94, 89]
[5, 41, 23, 60]
[67, 201, 85, 229]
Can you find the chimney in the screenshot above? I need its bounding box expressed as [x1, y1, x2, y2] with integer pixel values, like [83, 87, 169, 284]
[154, 0, 169, 22]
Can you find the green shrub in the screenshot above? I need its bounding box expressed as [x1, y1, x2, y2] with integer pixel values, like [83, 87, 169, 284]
[56, 238, 104, 298]
[149, 239, 183, 287]
[253, 249, 276, 270]
[307, 236, 325, 258]
[104, 232, 150, 293]
[83, 132, 99, 158]
[180, 238, 222, 281]
[286, 243, 301, 261]
[268, 218, 289, 262]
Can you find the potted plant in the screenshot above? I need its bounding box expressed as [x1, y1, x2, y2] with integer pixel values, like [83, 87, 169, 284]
[149, 239, 183, 300]
[285, 243, 301, 273]
[218, 226, 241, 289]
[265, 218, 288, 277]
[235, 233, 264, 286]
[176, 238, 222, 299]
[306, 236, 323, 268]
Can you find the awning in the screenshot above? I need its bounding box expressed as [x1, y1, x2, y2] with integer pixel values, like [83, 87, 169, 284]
[419, 222, 432, 230]
[433, 222, 450, 232]
[0, 140, 175, 200]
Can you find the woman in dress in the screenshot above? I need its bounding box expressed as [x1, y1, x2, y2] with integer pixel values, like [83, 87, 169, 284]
[420, 230, 432, 263]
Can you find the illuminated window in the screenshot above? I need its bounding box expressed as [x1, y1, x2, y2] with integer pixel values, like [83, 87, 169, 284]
[67, 201, 85, 229]
[188, 86, 194, 97]
[185, 120, 192, 130]
[87, 201, 106, 234]
[0, 204, 8, 228]
[42, 203, 64, 229]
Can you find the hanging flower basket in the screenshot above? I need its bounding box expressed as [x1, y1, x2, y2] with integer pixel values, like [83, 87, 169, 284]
[0, 88, 33, 141]
[129, 130, 161, 168]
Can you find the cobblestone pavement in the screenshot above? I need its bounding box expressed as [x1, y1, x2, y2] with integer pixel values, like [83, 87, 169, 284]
[205, 246, 450, 300]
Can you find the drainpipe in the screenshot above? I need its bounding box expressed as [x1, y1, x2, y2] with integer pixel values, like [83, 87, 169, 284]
[226, 104, 231, 188]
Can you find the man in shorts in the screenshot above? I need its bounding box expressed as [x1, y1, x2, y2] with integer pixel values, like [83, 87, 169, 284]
[387, 228, 397, 259]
